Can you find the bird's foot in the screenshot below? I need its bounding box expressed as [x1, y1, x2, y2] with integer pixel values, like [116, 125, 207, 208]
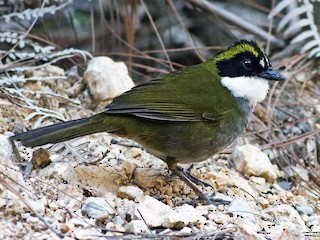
[177, 165, 213, 188]
[170, 166, 227, 205]
[190, 196, 231, 206]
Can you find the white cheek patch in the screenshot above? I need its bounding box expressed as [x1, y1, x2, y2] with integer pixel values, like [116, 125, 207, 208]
[259, 59, 265, 68]
[221, 76, 269, 107]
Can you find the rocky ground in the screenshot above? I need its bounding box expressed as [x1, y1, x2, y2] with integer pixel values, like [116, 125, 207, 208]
[0, 58, 319, 239]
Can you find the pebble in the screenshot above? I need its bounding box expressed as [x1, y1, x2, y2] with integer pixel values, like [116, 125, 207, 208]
[60, 224, 69, 234]
[212, 213, 231, 224]
[270, 222, 306, 240]
[133, 167, 166, 189]
[293, 204, 314, 216]
[112, 215, 125, 226]
[117, 185, 145, 202]
[84, 56, 134, 101]
[165, 204, 206, 228]
[0, 156, 25, 187]
[66, 218, 94, 230]
[0, 135, 13, 157]
[38, 162, 77, 184]
[73, 228, 102, 240]
[228, 197, 255, 222]
[195, 205, 217, 216]
[48, 201, 59, 211]
[31, 148, 51, 168]
[256, 197, 269, 208]
[75, 162, 135, 195]
[233, 144, 280, 182]
[305, 215, 320, 230]
[81, 197, 115, 220]
[283, 165, 309, 182]
[135, 196, 205, 229]
[263, 204, 307, 231]
[135, 196, 173, 227]
[234, 221, 264, 240]
[26, 216, 46, 231]
[126, 220, 149, 233]
[217, 205, 225, 211]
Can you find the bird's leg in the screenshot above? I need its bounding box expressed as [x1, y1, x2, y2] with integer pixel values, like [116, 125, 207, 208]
[179, 165, 214, 188]
[170, 166, 212, 204]
[166, 157, 213, 204]
[171, 166, 233, 205]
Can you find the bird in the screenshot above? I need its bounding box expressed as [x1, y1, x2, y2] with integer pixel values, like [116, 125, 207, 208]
[10, 40, 285, 202]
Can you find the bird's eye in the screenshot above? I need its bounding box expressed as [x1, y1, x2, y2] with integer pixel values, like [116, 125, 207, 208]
[243, 59, 253, 69]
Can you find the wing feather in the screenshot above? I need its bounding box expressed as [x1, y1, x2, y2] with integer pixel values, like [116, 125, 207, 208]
[105, 66, 226, 122]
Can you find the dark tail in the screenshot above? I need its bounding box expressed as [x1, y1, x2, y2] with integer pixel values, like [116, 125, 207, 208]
[10, 114, 111, 147]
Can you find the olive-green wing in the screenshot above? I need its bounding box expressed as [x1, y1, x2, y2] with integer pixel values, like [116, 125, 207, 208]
[105, 64, 227, 122]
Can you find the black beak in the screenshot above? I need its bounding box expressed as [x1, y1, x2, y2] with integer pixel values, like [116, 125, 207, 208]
[259, 67, 286, 81]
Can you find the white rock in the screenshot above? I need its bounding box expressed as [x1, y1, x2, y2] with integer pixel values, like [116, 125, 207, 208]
[66, 198, 82, 210]
[211, 213, 231, 224]
[38, 162, 77, 184]
[306, 215, 320, 229]
[235, 221, 265, 240]
[135, 196, 173, 227]
[295, 71, 307, 83]
[115, 199, 136, 223]
[250, 176, 266, 185]
[133, 167, 166, 189]
[264, 204, 307, 231]
[49, 201, 59, 211]
[178, 227, 193, 234]
[233, 144, 280, 182]
[75, 162, 135, 195]
[104, 192, 118, 208]
[73, 228, 102, 240]
[84, 56, 134, 101]
[45, 65, 65, 76]
[118, 185, 145, 202]
[136, 196, 206, 229]
[2, 197, 23, 215]
[168, 226, 194, 237]
[0, 157, 25, 186]
[0, 135, 13, 157]
[82, 197, 115, 220]
[229, 174, 258, 199]
[126, 220, 149, 233]
[283, 165, 309, 182]
[28, 197, 46, 215]
[0, 198, 7, 209]
[66, 218, 94, 230]
[228, 197, 255, 222]
[112, 215, 126, 226]
[26, 216, 48, 231]
[163, 204, 206, 228]
[270, 222, 306, 240]
[31, 65, 65, 77]
[195, 205, 217, 216]
[294, 204, 314, 216]
[214, 192, 234, 203]
[256, 197, 269, 208]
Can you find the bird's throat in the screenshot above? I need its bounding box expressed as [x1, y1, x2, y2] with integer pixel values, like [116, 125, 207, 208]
[221, 76, 269, 107]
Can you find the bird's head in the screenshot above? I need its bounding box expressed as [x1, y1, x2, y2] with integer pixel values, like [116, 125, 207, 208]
[213, 40, 285, 106]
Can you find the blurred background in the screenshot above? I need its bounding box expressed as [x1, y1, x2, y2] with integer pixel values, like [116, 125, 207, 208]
[2, 0, 320, 82]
